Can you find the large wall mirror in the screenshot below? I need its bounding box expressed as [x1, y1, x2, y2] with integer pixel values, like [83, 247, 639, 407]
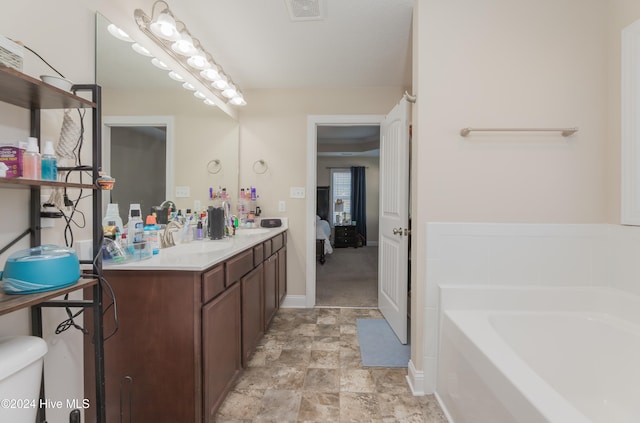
[96, 13, 239, 223]
[622, 19, 640, 225]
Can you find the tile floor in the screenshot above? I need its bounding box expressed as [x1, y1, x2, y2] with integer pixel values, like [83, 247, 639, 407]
[214, 307, 448, 423]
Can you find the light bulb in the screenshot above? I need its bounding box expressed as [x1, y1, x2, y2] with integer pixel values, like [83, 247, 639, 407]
[107, 24, 133, 42]
[212, 75, 229, 90]
[182, 82, 196, 91]
[187, 52, 210, 70]
[229, 96, 247, 106]
[171, 32, 198, 56]
[131, 43, 153, 57]
[200, 67, 222, 81]
[222, 85, 238, 98]
[149, 12, 180, 41]
[203, 99, 217, 106]
[168, 71, 185, 82]
[151, 58, 169, 70]
[193, 91, 207, 99]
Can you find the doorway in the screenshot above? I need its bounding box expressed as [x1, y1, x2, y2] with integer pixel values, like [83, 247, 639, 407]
[305, 114, 384, 309]
[102, 116, 174, 222]
[314, 125, 381, 307]
[306, 99, 411, 343]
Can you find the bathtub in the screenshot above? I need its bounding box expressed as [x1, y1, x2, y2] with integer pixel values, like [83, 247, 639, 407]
[436, 286, 640, 423]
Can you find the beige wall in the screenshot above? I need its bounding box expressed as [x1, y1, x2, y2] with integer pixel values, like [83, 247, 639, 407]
[316, 156, 380, 243]
[412, 0, 611, 385]
[238, 88, 403, 295]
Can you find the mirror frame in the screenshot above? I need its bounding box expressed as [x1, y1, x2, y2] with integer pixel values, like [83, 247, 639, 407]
[621, 19, 640, 225]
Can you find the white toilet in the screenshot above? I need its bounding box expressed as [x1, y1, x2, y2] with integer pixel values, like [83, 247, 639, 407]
[0, 336, 48, 423]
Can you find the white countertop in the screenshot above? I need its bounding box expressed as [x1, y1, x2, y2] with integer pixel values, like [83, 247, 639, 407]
[103, 221, 287, 272]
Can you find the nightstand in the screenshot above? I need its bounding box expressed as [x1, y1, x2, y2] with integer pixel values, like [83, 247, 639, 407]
[334, 225, 358, 248]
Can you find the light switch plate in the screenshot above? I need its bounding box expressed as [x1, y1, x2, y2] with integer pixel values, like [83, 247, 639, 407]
[278, 200, 286, 212]
[176, 186, 190, 198]
[290, 186, 305, 198]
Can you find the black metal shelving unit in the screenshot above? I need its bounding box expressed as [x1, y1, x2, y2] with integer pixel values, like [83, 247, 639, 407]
[0, 66, 105, 423]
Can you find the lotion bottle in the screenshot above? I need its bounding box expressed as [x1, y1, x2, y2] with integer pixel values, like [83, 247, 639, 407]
[23, 137, 41, 180]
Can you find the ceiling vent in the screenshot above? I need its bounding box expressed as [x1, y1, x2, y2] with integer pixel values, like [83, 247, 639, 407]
[285, 0, 325, 21]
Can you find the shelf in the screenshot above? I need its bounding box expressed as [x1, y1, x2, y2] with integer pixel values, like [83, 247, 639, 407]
[0, 277, 98, 317]
[0, 177, 95, 190]
[0, 66, 96, 110]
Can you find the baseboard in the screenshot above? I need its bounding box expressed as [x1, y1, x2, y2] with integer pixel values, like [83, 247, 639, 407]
[281, 294, 307, 308]
[435, 391, 456, 423]
[367, 241, 379, 247]
[406, 359, 425, 396]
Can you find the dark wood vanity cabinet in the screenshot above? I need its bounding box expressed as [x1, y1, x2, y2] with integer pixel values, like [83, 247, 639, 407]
[263, 254, 278, 329]
[88, 232, 286, 423]
[241, 264, 264, 366]
[202, 271, 241, 421]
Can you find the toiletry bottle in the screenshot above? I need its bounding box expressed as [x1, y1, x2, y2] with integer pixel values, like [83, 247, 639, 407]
[196, 220, 203, 240]
[143, 215, 160, 254]
[103, 203, 124, 235]
[22, 137, 41, 180]
[127, 204, 144, 244]
[40, 140, 57, 181]
[251, 186, 257, 201]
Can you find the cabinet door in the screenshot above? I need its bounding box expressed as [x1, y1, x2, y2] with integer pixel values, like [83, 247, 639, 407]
[203, 282, 241, 420]
[277, 247, 287, 305]
[241, 264, 264, 366]
[263, 255, 278, 330]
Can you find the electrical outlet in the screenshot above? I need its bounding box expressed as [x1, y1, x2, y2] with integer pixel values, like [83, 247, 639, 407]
[278, 200, 286, 212]
[193, 200, 201, 211]
[175, 186, 191, 198]
[289, 187, 305, 199]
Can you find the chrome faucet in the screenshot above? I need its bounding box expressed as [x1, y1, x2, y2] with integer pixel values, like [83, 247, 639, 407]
[161, 220, 183, 248]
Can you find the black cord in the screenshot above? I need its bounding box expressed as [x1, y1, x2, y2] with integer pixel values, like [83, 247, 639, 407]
[23, 45, 65, 78]
[55, 294, 89, 335]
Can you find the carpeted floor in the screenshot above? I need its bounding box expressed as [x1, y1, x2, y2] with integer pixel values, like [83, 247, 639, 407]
[316, 246, 378, 307]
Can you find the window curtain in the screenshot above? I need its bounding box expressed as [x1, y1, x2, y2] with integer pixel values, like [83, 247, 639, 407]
[351, 166, 366, 244]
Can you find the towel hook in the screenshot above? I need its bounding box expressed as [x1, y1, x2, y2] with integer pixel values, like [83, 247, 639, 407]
[253, 159, 268, 174]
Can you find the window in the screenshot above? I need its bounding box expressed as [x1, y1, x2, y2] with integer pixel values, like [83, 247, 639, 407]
[331, 168, 351, 225]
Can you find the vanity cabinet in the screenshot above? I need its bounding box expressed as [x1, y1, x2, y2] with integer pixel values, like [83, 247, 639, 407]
[263, 254, 278, 329]
[203, 280, 241, 420]
[88, 231, 286, 423]
[241, 264, 264, 366]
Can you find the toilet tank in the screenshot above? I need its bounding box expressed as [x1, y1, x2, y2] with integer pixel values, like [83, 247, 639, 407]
[0, 336, 48, 423]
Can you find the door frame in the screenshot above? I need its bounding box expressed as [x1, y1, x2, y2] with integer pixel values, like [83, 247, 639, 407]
[305, 114, 384, 308]
[102, 116, 175, 216]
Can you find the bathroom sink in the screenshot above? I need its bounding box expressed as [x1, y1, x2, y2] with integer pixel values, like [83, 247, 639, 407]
[235, 228, 271, 236]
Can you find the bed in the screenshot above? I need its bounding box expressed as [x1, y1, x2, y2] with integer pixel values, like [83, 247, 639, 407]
[316, 216, 333, 264]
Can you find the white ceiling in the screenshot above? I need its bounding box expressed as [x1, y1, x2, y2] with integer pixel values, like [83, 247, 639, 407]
[167, 0, 414, 90]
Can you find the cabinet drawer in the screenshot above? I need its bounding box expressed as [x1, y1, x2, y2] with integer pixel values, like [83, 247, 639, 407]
[263, 239, 272, 258]
[202, 264, 225, 303]
[253, 243, 264, 267]
[226, 249, 254, 286]
[271, 233, 284, 252]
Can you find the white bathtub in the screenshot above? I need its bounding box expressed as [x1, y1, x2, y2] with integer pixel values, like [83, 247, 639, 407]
[436, 286, 640, 423]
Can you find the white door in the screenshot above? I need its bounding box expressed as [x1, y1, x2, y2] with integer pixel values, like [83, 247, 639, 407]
[378, 98, 410, 344]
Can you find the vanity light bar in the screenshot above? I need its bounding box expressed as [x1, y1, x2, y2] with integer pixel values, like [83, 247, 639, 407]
[134, 0, 246, 106]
